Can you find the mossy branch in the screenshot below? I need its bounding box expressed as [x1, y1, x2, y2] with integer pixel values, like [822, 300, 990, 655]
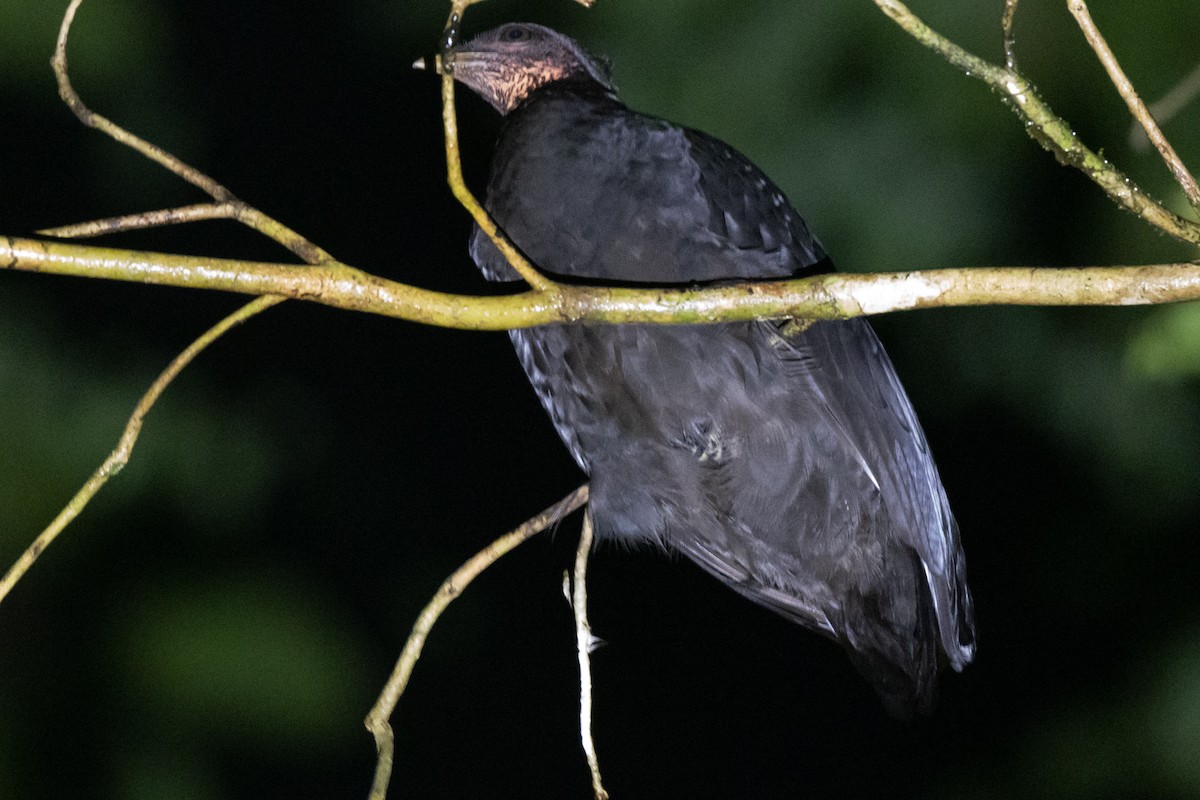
[872, 0, 1200, 245]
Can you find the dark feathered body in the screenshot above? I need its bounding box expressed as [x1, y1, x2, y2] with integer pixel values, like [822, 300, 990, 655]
[456, 25, 975, 715]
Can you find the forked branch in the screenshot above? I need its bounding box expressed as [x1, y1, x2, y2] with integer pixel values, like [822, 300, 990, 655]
[364, 486, 590, 800]
[1066, 0, 1200, 213]
[49, 0, 334, 263]
[0, 0, 334, 606]
[872, 0, 1200, 245]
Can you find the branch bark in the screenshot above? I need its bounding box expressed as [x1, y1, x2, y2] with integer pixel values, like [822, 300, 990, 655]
[4, 235, 1198, 330]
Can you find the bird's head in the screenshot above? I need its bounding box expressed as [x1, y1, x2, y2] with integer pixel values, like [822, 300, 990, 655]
[417, 23, 615, 115]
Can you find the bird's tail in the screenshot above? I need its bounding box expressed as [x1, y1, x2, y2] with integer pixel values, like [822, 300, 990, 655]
[841, 555, 944, 718]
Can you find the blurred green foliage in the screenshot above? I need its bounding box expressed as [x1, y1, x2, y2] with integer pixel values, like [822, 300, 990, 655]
[1128, 303, 1200, 380]
[2, 1, 1200, 798]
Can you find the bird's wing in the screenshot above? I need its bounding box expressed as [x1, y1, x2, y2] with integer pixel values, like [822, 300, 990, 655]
[671, 532, 839, 637]
[680, 127, 830, 278]
[680, 123, 974, 668]
[766, 317, 976, 669]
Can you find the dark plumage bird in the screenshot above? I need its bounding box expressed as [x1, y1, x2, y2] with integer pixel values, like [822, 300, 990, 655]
[437, 22, 975, 715]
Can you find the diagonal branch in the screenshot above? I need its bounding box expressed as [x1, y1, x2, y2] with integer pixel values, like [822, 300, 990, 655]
[52, 0, 232, 202]
[872, 0, 1200, 247]
[431, 0, 595, 291]
[39, 203, 244, 238]
[364, 485, 590, 800]
[1067, 0, 1200, 214]
[0, 0, 343, 609]
[436, 7, 555, 291]
[0, 295, 284, 606]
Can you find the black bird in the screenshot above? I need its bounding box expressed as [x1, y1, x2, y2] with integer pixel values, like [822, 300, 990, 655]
[437, 22, 975, 715]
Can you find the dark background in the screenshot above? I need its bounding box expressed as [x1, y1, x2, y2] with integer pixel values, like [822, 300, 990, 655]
[3, 1, 1200, 798]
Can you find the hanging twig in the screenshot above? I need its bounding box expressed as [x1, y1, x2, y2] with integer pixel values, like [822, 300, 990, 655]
[567, 511, 609, 800]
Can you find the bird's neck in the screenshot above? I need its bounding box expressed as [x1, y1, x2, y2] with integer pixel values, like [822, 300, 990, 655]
[511, 77, 621, 116]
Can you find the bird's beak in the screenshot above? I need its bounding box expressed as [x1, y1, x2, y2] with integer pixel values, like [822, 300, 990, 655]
[412, 53, 445, 73]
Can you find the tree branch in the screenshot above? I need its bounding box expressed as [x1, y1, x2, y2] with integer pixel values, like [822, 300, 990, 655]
[4, 236, 1198, 330]
[1067, 0, 1200, 213]
[440, 72, 556, 292]
[1001, 0, 1020, 72]
[4, 1, 1197, 798]
[0, 0, 339, 610]
[50, 0, 332, 265]
[568, 511, 609, 800]
[0, 295, 284, 606]
[364, 485, 590, 800]
[872, 0, 1200, 245]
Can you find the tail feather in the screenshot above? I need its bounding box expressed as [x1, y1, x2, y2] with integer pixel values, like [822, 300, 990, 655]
[841, 552, 945, 718]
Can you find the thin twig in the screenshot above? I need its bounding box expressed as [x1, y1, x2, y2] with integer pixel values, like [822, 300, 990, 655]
[1130, 61, 1200, 151]
[38, 203, 241, 238]
[569, 511, 609, 800]
[438, 72, 556, 291]
[364, 485, 590, 800]
[0, 295, 284, 606]
[442, 0, 593, 21]
[0, 0, 341, 610]
[1001, 0, 1020, 71]
[51, 0, 333, 264]
[53, 0, 232, 201]
[872, 0, 1200, 246]
[1067, 0, 1200, 214]
[434, 1, 557, 291]
[40, 202, 333, 265]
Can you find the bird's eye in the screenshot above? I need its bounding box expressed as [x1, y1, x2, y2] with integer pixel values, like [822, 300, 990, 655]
[504, 27, 529, 41]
